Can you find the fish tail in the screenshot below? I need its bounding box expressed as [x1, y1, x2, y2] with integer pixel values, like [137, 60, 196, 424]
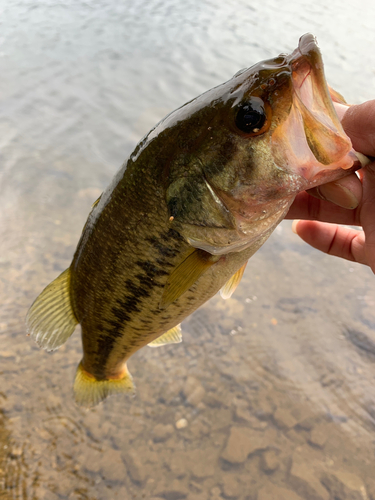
[26, 268, 78, 351]
[73, 362, 135, 408]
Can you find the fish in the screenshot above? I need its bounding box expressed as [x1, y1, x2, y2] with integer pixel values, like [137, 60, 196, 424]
[26, 34, 364, 407]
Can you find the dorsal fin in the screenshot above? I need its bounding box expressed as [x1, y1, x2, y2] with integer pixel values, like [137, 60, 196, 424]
[91, 195, 102, 209]
[160, 250, 220, 309]
[220, 261, 248, 300]
[148, 325, 182, 347]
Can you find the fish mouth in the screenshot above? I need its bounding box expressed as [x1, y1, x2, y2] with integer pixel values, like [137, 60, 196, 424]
[271, 33, 358, 185]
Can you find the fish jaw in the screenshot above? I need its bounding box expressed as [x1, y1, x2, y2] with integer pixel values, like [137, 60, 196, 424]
[271, 33, 358, 185]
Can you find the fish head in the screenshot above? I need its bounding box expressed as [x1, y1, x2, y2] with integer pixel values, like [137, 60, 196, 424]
[155, 34, 360, 254]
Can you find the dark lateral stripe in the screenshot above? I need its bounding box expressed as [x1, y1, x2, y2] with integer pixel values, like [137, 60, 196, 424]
[135, 260, 168, 277]
[91, 230, 185, 375]
[124, 279, 152, 297]
[145, 236, 178, 258]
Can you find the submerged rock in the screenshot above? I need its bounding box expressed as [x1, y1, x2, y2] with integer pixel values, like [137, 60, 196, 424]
[220, 427, 265, 464]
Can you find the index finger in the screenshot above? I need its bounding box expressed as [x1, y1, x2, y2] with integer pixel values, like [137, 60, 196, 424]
[285, 191, 360, 224]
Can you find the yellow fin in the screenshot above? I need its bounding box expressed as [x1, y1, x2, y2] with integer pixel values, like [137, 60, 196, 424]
[220, 261, 248, 300]
[92, 195, 101, 208]
[74, 362, 135, 408]
[160, 250, 220, 309]
[26, 268, 78, 351]
[148, 324, 182, 347]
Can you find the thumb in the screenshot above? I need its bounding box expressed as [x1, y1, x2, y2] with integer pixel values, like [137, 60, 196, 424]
[341, 100, 375, 157]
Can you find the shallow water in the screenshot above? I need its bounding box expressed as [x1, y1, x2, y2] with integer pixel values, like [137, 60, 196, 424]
[1, 1, 375, 499]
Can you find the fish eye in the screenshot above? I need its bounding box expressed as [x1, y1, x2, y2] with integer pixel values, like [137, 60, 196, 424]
[235, 97, 270, 136]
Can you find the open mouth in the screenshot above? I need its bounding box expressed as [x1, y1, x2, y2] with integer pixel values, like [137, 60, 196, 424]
[271, 34, 358, 184]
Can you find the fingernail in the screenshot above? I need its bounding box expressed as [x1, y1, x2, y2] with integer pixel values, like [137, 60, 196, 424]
[354, 151, 371, 168]
[318, 183, 360, 209]
[292, 220, 300, 234]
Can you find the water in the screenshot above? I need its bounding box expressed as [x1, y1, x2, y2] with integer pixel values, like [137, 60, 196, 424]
[1, 0, 375, 498]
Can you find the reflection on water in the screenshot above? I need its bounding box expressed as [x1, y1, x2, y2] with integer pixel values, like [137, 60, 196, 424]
[1, 0, 375, 499]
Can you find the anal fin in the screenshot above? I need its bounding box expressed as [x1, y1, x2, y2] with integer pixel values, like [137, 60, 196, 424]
[74, 362, 135, 408]
[220, 261, 248, 300]
[26, 268, 78, 351]
[160, 249, 220, 309]
[148, 324, 182, 347]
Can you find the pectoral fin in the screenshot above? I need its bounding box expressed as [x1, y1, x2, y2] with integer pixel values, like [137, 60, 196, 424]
[148, 325, 182, 347]
[160, 249, 220, 309]
[220, 262, 248, 300]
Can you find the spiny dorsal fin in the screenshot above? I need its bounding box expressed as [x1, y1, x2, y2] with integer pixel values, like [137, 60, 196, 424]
[26, 268, 78, 351]
[220, 261, 248, 300]
[160, 250, 220, 309]
[92, 194, 102, 208]
[73, 362, 135, 408]
[148, 324, 182, 347]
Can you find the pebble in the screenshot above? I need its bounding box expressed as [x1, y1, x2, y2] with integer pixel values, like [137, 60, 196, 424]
[168, 452, 189, 477]
[290, 453, 330, 500]
[210, 486, 223, 499]
[153, 478, 190, 499]
[188, 449, 216, 478]
[220, 427, 265, 464]
[80, 449, 102, 474]
[37, 489, 60, 500]
[183, 376, 205, 406]
[320, 469, 368, 500]
[234, 405, 267, 429]
[257, 483, 304, 500]
[122, 449, 146, 485]
[273, 407, 298, 429]
[308, 425, 328, 449]
[253, 398, 275, 420]
[220, 474, 242, 498]
[0, 351, 15, 358]
[186, 494, 207, 500]
[99, 449, 125, 482]
[152, 423, 174, 443]
[175, 418, 188, 429]
[260, 449, 279, 474]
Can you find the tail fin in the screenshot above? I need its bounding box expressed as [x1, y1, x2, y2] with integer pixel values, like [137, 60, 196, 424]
[74, 362, 135, 408]
[26, 268, 78, 351]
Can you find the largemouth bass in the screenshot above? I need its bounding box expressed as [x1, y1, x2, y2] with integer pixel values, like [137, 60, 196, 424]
[26, 34, 363, 407]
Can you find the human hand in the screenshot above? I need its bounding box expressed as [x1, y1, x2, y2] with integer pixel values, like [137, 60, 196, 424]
[286, 100, 375, 274]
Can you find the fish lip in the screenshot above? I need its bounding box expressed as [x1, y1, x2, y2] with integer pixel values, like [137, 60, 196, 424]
[287, 34, 340, 130]
[292, 33, 320, 60]
[270, 33, 357, 184]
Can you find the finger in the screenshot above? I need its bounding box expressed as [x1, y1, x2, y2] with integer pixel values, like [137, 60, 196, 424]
[341, 100, 375, 156]
[307, 172, 362, 209]
[360, 162, 375, 273]
[285, 191, 360, 225]
[292, 220, 367, 265]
